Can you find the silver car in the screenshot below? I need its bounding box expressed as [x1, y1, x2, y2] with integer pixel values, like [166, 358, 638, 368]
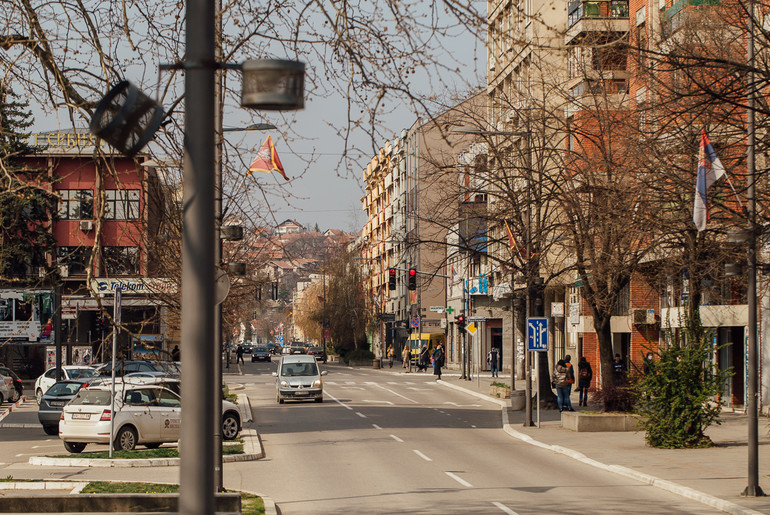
[273, 355, 326, 403]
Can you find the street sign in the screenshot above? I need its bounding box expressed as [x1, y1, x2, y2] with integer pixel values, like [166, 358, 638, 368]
[468, 317, 486, 323]
[410, 317, 420, 328]
[429, 306, 444, 313]
[527, 317, 548, 351]
[380, 313, 395, 322]
[465, 322, 477, 335]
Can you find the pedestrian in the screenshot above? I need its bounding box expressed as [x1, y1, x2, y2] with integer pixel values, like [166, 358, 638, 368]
[553, 358, 575, 412]
[387, 345, 394, 368]
[236, 344, 245, 365]
[643, 352, 654, 375]
[613, 353, 627, 385]
[432, 343, 444, 380]
[419, 345, 430, 372]
[576, 356, 592, 407]
[403, 344, 410, 372]
[487, 347, 499, 378]
[171, 345, 180, 362]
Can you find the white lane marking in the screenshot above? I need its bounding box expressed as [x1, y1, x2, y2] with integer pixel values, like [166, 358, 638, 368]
[345, 381, 356, 384]
[413, 450, 432, 462]
[492, 502, 520, 515]
[324, 391, 352, 410]
[341, 387, 365, 390]
[390, 434, 404, 443]
[444, 402, 482, 407]
[445, 471, 473, 488]
[406, 387, 431, 391]
[363, 399, 394, 405]
[387, 381, 399, 385]
[355, 412, 367, 418]
[471, 425, 477, 428]
[373, 383, 418, 404]
[372, 424, 382, 430]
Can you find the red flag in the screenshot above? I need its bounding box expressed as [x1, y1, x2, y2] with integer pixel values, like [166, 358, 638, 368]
[248, 136, 288, 181]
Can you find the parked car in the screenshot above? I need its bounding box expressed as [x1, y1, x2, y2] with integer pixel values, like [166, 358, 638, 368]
[273, 355, 327, 404]
[95, 360, 180, 378]
[241, 341, 254, 354]
[37, 379, 92, 435]
[290, 343, 306, 355]
[34, 366, 99, 404]
[0, 373, 14, 405]
[59, 383, 241, 452]
[251, 346, 272, 362]
[306, 346, 327, 363]
[265, 342, 280, 355]
[0, 366, 23, 402]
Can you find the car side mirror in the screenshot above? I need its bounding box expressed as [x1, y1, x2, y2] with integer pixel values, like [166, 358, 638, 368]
[321, 370, 328, 376]
[271, 372, 277, 377]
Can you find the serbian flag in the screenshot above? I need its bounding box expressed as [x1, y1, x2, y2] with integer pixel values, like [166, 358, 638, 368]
[450, 266, 457, 281]
[248, 136, 289, 181]
[693, 130, 726, 232]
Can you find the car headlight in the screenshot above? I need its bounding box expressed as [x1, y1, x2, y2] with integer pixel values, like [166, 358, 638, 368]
[280, 380, 289, 388]
[313, 379, 322, 388]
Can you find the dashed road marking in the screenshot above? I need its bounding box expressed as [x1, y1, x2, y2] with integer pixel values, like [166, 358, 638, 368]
[372, 424, 382, 430]
[492, 502, 519, 514]
[355, 412, 367, 418]
[390, 434, 404, 443]
[413, 450, 432, 462]
[445, 471, 473, 488]
[324, 391, 352, 410]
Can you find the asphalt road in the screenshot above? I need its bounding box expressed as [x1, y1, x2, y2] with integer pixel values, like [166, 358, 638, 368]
[224, 360, 720, 515]
[0, 360, 723, 513]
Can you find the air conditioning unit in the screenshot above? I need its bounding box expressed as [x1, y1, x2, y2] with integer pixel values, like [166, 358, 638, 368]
[632, 308, 655, 325]
[79, 220, 94, 231]
[59, 264, 70, 278]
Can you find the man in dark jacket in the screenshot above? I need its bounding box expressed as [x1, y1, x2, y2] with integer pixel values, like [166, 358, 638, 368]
[432, 344, 444, 380]
[577, 356, 592, 407]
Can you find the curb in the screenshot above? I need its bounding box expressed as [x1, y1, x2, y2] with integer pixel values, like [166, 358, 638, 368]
[0, 395, 28, 423]
[28, 428, 264, 467]
[438, 381, 764, 515]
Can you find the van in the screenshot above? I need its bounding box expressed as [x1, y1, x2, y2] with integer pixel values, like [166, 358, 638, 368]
[273, 355, 327, 403]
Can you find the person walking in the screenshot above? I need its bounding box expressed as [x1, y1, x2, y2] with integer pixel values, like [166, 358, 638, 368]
[171, 345, 180, 362]
[387, 346, 394, 368]
[403, 343, 410, 372]
[488, 347, 499, 378]
[236, 344, 245, 365]
[613, 353, 627, 385]
[419, 345, 430, 372]
[576, 356, 592, 407]
[553, 358, 575, 412]
[432, 343, 445, 380]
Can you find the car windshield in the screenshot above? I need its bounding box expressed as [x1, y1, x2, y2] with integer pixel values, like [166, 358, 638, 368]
[69, 389, 111, 406]
[255, 347, 268, 352]
[281, 362, 318, 377]
[47, 382, 85, 396]
[69, 368, 98, 379]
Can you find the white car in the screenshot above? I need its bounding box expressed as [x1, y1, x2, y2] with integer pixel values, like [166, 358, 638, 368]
[34, 366, 99, 404]
[59, 384, 241, 453]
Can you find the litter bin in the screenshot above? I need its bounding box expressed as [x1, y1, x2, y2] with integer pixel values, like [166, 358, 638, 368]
[372, 359, 381, 369]
[510, 390, 525, 411]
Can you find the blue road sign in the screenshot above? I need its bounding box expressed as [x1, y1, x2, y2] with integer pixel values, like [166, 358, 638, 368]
[527, 317, 548, 351]
[410, 317, 420, 328]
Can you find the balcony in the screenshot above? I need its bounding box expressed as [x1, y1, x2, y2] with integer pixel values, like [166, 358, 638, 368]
[566, 0, 629, 46]
[662, 0, 721, 38]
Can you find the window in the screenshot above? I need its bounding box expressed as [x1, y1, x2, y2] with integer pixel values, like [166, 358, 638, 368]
[103, 247, 139, 275]
[105, 190, 140, 220]
[57, 190, 93, 220]
[57, 246, 92, 275]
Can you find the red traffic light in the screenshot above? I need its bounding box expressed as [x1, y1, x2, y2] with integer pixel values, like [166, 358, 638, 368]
[389, 269, 396, 277]
[408, 268, 417, 290]
[388, 268, 397, 290]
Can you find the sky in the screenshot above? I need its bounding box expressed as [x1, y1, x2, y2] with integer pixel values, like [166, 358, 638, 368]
[24, 2, 485, 234]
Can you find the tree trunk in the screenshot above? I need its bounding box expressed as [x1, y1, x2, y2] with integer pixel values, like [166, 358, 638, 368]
[595, 316, 614, 392]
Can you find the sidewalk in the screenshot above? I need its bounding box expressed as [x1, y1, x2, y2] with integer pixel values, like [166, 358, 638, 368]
[436, 372, 770, 515]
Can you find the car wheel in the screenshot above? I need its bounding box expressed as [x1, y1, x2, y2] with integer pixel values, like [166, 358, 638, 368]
[35, 389, 43, 405]
[222, 412, 240, 440]
[145, 442, 162, 449]
[315, 397, 324, 403]
[42, 424, 59, 436]
[114, 426, 138, 451]
[9, 389, 20, 403]
[64, 441, 86, 453]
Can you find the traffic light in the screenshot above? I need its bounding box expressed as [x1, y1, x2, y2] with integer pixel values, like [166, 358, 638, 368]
[408, 268, 417, 290]
[455, 314, 465, 330]
[388, 268, 396, 290]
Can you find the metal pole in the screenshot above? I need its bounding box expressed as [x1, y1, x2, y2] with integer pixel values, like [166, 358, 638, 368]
[54, 285, 62, 382]
[108, 288, 120, 459]
[523, 125, 534, 427]
[511, 286, 516, 390]
[743, 0, 763, 497]
[213, 0, 224, 491]
[180, 0, 216, 511]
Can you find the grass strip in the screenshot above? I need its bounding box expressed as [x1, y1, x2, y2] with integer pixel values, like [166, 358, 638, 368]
[81, 482, 264, 514]
[50, 443, 244, 459]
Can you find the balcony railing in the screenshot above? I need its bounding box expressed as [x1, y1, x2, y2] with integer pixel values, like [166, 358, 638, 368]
[662, 0, 720, 36]
[568, 0, 629, 28]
